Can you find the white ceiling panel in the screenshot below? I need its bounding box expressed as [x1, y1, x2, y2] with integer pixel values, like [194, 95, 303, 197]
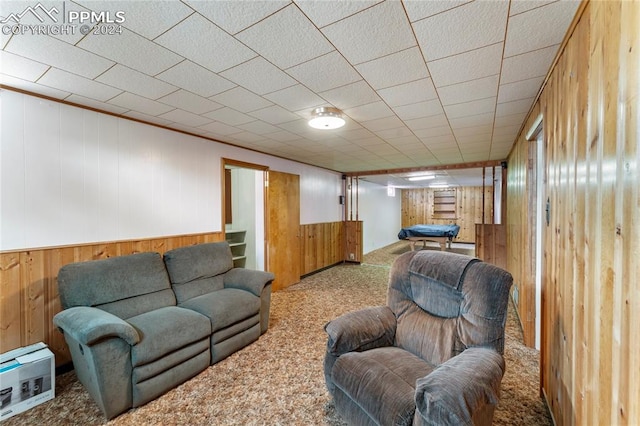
[107, 92, 174, 116]
[0, 0, 581, 176]
[504, 1, 581, 57]
[321, 1, 416, 65]
[286, 51, 361, 92]
[186, 0, 290, 35]
[413, 1, 508, 61]
[210, 87, 273, 113]
[96, 65, 177, 99]
[377, 78, 437, 107]
[38, 68, 121, 102]
[236, 5, 333, 69]
[428, 43, 503, 87]
[438, 75, 500, 106]
[355, 47, 429, 90]
[157, 90, 223, 115]
[155, 14, 256, 73]
[79, 28, 182, 76]
[221, 57, 297, 96]
[5, 34, 113, 79]
[156, 61, 236, 98]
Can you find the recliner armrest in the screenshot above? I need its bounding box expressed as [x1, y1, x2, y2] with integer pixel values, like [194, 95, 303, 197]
[414, 347, 505, 426]
[223, 268, 275, 297]
[53, 306, 140, 346]
[324, 306, 396, 356]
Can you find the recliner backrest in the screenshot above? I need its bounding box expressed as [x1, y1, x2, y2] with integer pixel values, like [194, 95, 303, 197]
[163, 242, 234, 304]
[57, 252, 176, 319]
[388, 250, 512, 367]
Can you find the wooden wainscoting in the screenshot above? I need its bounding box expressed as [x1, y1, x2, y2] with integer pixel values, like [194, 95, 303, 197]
[0, 232, 223, 367]
[299, 222, 344, 276]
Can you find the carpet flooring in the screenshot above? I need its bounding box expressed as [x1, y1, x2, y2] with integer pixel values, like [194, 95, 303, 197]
[4, 241, 551, 425]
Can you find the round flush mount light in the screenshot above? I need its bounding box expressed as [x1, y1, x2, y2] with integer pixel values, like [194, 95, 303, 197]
[308, 107, 345, 130]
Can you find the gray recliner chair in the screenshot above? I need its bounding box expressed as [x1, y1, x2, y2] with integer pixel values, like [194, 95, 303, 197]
[324, 250, 513, 426]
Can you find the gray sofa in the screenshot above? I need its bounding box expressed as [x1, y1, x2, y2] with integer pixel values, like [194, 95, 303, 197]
[53, 241, 274, 419]
[324, 250, 513, 426]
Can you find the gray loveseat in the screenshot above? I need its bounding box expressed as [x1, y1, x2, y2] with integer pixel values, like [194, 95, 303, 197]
[53, 241, 274, 419]
[324, 250, 513, 425]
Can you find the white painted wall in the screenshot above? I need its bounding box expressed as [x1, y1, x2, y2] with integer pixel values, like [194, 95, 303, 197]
[356, 180, 402, 254]
[0, 90, 344, 250]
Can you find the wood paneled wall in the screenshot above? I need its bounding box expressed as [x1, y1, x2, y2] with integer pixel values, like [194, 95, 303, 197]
[506, 1, 639, 424]
[0, 233, 224, 367]
[475, 224, 506, 269]
[401, 186, 494, 242]
[300, 221, 344, 275]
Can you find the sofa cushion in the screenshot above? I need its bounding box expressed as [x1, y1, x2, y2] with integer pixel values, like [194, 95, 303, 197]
[127, 306, 211, 367]
[332, 347, 434, 426]
[179, 288, 260, 332]
[58, 252, 176, 319]
[163, 242, 234, 304]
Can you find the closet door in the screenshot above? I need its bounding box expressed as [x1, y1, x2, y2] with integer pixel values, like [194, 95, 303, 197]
[267, 170, 300, 291]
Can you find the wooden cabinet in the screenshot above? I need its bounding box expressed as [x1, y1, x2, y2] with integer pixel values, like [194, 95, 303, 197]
[225, 230, 246, 268]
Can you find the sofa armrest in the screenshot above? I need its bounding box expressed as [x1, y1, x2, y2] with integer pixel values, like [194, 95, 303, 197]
[53, 306, 140, 346]
[223, 268, 275, 297]
[414, 347, 505, 426]
[324, 306, 396, 356]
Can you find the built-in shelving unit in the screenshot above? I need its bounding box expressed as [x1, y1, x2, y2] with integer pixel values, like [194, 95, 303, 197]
[225, 229, 246, 268]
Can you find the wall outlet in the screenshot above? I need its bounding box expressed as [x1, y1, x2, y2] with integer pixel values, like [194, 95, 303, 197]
[349, 253, 355, 260]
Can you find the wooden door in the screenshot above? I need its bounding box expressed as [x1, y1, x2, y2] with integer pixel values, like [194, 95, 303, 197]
[267, 170, 300, 291]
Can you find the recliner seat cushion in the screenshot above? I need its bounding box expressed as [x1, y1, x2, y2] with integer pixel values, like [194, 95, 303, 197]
[179, 288, 260, 332]
[127, 306, 211, 367]
[332, 347, 434, 426]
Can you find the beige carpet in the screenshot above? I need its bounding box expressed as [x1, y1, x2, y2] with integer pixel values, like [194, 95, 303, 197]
[4, 241, 551, 425]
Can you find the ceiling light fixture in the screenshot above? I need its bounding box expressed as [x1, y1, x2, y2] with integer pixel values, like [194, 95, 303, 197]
[308, 107, 345, 130]
[407, 175, 435, 181]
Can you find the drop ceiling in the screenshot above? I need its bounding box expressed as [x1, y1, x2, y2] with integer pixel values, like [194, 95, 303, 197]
[0, 0, 580, 176]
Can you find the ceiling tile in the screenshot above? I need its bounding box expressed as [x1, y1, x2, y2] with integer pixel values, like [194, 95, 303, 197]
[267, 129, 304, 142]
[240, 121, 282, 135]
[375, 127, 414, 140]
[498, 76, 544, 103]
[236, 5, 333, 69]
[286, 51, 361, 92]
[438, 75, 499, 105]
[404, 1, 472, 22]
[108, 92, 174, 116]
[0, 74, 70, 99]
[203, 107, 255, 126]
[185, 0, 289, 34]
[428, 43, 503, 87]
[405, 114, 450, 131]
[96, 65, 178, 99]
[4, 33, 113, 79]
[500, 45, 558, 84]
[414, 125, 454, 139]
[319, 80, 380, 110]
[38, 68, 121, 102]
[496, 98, 534, 117]
[156, 61, 236, 98]
[79, 27, 182, 76]
[495, 112, 528, 128]
[413, 1, 508, 61]
[65, 94, 129, 115]
[504, 1, 580, 57]
[0, 50, 48, 81]
[454, 124, 493, 137]
[210, 87, 273, 113]
[155, 14, 256, 73]
[75, 0, 193, 39]
[377, 78, 437, 107]
[248, 105, 300, 124]
[449, 112, 495, 129]
[355, 47, 429, 90]
[295, 0, 382, 28]
[444, 97, 496, 119]
[264, 84, 325, 111]
[221, 57, 297, 96]
[199, 121, 243, 136]
[321, 1, 416, 65]
[344, 101, 394, 122]
[509, 0, 556, 16]
[157, 90, 223, 115]
[158, 109, 212, 127]
[393, 99, 444, 121]
[228, 131, 265, 144]
[122, 111, 173, 127]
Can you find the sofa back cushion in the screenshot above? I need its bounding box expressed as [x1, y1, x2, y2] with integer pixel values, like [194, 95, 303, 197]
[163, 242, 234, 304]
[388, 250, 512, 366]
[57, 252, 176, 319]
